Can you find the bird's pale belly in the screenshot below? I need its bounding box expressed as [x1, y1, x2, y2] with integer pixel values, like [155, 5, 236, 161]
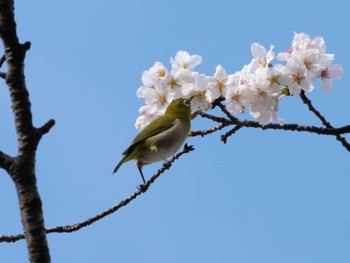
[139, 119, 189, 165]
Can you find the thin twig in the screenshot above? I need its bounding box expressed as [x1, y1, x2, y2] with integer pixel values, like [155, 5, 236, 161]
[215, 101, 240, 122]
[221, 125, 242, 143]
[237, 120, 350, 135]
[198, 110, 350, 143]
[190, 123, 229, 137]
[198, 111, 230, 124]
[37, 119, 55, 136]
[300, 91, 350, 152]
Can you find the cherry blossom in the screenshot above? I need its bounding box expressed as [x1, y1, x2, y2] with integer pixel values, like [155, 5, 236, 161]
[320, 64, 343, 92]
[135, 33, 342, 129]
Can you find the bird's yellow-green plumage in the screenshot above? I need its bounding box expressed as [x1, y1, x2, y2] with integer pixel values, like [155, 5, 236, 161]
[113, 98, 191, 184]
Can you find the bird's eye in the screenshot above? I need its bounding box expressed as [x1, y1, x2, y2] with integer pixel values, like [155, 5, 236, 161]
[183, 99, 190, 107]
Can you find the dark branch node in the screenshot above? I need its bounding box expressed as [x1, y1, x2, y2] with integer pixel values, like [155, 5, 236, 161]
[21, 41, 31, 51]
[0, 71, 5, 79]
[211, 97, 225, 109]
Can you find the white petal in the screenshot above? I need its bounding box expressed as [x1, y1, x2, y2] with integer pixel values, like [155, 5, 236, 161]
[311, 36, 326, 53]
[153, 81, 167, 95]
[194, 74, 209, 90]
[191, 97, 210, 111]
[206, 87, 220, 103]
[188, 55, 202, 69]
[251, 42, 266, 58]
[170, 51, 189, 68]
[214, 65, 227, 80]
[136, 86, 147, 98]
[288, 84, 301, 96]
[226, 100, 243, 114]
[142, 88, 158, 103]
[141, 70, 155, 87]
[181, 83, 196, 97]
[135, 114, 156, 131]
[265, 46, 275, 64]
[328, 64, 343, 80]
[277, 51, 291, 61]
[176, 50, 189, 63]
[172, 68, 194, 84]
[292, 32, 311, 50]
[138, 105, 150, 115]
[320, 78, 333, 93]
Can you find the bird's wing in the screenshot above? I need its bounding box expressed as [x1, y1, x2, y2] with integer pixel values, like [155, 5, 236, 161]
[123, 115, 177, 154]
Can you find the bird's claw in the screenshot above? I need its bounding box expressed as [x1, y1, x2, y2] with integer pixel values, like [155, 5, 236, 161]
[184, 143, 194, 151]
[137, 183, 148, 192]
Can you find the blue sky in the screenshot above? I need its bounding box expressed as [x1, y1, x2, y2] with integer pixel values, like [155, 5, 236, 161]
[1, 0, 349, 262]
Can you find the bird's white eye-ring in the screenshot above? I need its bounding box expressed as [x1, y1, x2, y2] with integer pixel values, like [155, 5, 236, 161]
[183, 99, 190, 107]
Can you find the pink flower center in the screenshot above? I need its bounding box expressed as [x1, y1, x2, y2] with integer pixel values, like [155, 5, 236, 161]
[321, 69, 329, 79]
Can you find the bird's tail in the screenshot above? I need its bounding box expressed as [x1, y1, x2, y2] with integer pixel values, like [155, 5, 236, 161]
[112, 156, 127, 174]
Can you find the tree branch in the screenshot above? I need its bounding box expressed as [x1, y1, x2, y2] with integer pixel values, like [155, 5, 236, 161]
[300, 91, 350, 152]
[198, 111, 231, 124]
[198, 97, 350, 142]
[37, 119, 56, 136]
[0, 0, 53, 261]
[232, 120, 350, 135]
[199, 106, 350, 137]
[190, 123, 229, 137]
[221, 125, 243, 143]
[0, 144, 195, 243]
[0, 151, 14, 173]
[215, 101, 240, 122]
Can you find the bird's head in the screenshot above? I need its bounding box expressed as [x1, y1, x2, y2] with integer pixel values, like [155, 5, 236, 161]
[165, 98, 191, 122]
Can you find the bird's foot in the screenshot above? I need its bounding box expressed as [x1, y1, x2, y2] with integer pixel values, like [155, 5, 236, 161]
[137, 183, 148, 192]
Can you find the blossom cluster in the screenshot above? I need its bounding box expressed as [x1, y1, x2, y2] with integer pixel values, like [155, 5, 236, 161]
[136, 32, 343, 130]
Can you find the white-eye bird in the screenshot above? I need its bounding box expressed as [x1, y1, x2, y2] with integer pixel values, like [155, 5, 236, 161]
[113, 98, 191, 184]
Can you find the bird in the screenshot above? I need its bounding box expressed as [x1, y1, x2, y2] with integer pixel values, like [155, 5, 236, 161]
[113, 98, 191, 185]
